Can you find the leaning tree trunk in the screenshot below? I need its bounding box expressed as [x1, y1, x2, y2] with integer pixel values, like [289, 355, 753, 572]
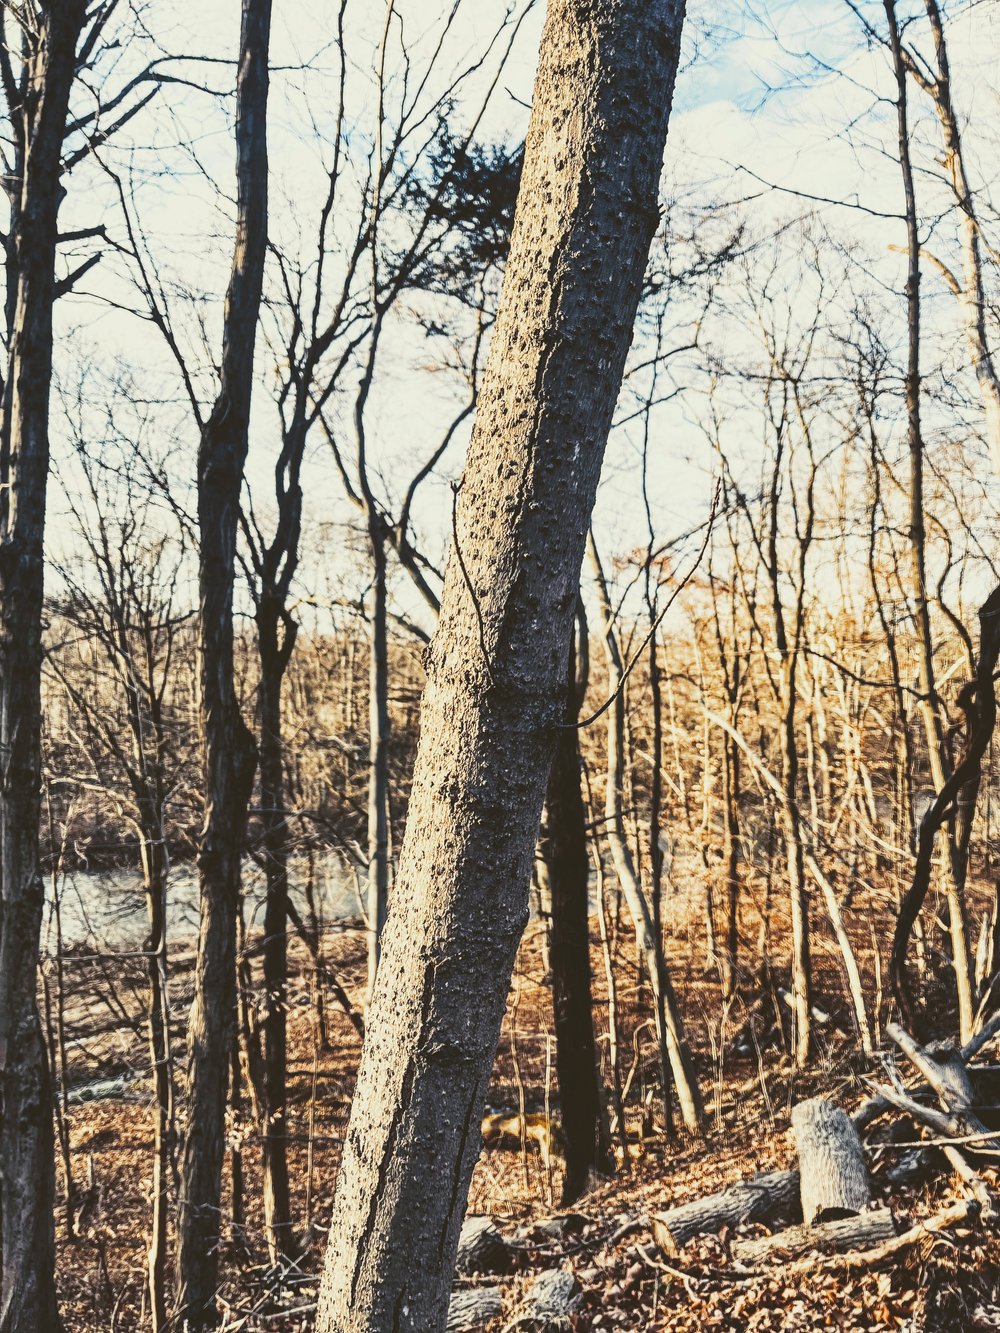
[541, 628, 612, 1203]
[176, 1, 271, 1326]
[314, 3, 687, 1329]
[0, 6, 88, 1330]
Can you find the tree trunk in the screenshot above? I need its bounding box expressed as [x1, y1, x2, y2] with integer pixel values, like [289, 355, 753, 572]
[731, 1207, 896, 1265]
[314, 3, 687, 1327]
[141, 829, 173, 1333]
[884, 0, 973, 1044]
[176, 2, 271, 1326]
[257, 598, 297, 1264]
[541, 630, 612, 1203]
[366, 519, 391, 1001]
[0, 7, 88, 1330]
[589, 533, 702, 1133]
[719, 735, 741, 998]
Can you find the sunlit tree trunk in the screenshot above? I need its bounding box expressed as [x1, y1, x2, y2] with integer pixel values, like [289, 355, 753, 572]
[884, 0, 974, 1044]
[314, 3, 687, 1327]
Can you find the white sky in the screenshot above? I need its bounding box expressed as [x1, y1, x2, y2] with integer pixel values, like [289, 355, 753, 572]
[44, 0, 1000, 631]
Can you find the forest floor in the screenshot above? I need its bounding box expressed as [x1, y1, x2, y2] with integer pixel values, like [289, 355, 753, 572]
[52, 886, 1000, 1332]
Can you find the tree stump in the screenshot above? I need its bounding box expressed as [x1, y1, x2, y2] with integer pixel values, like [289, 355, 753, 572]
[792, 1097, 872, 1223]
[506, 1269, 583, 1330]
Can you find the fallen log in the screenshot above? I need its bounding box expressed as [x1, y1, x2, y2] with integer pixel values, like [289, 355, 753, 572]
[792, 1097, 872, 1223]
[448, 1286, 505, 1331]
[780, 1199, 979, 1276]
[731, 1207, 896, 1265]
[886, 1021, 986, 1133]
[652, 1169, 800, 1255]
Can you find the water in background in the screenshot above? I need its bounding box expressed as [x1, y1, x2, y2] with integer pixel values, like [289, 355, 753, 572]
[43, 848, 365, 954]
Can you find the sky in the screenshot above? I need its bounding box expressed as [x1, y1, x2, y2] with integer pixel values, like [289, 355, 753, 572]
[43, 0, 1000, 631]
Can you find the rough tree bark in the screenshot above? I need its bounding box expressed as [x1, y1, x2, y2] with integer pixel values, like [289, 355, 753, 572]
[0, 6, 88, 1330]
[314, 2, 687, 1328]
[175, 1, 271, 1326]
[653, 1170, 801, 1254]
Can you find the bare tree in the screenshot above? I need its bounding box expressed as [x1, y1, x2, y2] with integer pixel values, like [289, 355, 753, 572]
[314, 1, 687, 1327]
[882, 0, 974, 1041]
[175, 1, 272, 1326]
[47, 422, 193, 1332]
[0, 5, 89, 1328]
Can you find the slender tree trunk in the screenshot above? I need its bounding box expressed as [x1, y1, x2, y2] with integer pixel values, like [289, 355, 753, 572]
[884, 0, 973, 1044]
[141, 827, 173, 1333]
[315, 4, 686, 1327]
[720, 735, 741, 998]
[541, 630, 612, 1203]
[589, 533, 702, 1132]
[0, 8, 88, 1329]
[783, 745, 811, 1069]
[366, 519, 391, 1000]
[257, 600, 297, 1264]
[176, 2, 271, 1325]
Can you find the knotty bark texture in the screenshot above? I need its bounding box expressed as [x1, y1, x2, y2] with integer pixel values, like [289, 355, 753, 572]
[315, 2, 686, 1328]
[0, 6, 88, 1329]
[175, 1, 271, 1326]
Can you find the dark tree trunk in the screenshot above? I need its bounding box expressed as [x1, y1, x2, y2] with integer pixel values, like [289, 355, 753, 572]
[315, 2, 687, 1328]
[257, 595, 297, 1263]
[0, 7, 88, 1330]
[366, 518, 391, 999]
[176, 1, 271, 1325]
[542, 630, 612, 1204]
[141, 827, 173, 1333]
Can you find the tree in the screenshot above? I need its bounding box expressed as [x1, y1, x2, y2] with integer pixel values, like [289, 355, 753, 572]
[175, 1, 272, 1326]
[881, 0, 974, 1041]
[314, 1, 687, 1328]
[539, 611, 614, 1202]
[0, 5, 89, 1328]
[48, 422, 193, 1333]
[588, 531, 703, 1127]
